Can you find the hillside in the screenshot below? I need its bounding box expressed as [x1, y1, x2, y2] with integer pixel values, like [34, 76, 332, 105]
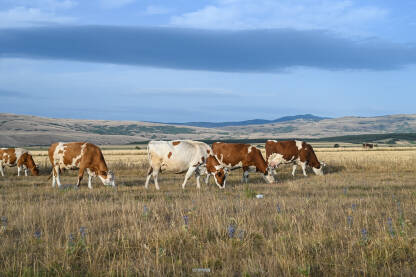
[0, 113, 226, 147]
[2, 113, 416, 146]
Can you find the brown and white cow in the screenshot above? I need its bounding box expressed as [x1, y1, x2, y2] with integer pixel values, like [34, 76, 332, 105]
[48, 142, 115, 189]
[362, 143, 374, 149]
[0, 148, 39, 176]
[145, 140, 227, 190]
[206, 142, 275, 184]
[266, 140, 324, 176]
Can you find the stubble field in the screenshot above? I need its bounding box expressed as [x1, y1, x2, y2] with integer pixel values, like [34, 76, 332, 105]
[1, 146, 416, 276]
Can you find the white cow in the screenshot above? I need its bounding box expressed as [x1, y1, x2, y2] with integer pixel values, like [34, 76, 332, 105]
[145, 140, 227, 190]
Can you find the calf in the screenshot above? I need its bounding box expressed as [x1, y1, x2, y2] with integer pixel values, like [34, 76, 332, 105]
[145, 140, 227, 190]
[48, 142, 115, 189]
[0, 148, 39, 176]
[206, 142, 275, 184]
[266, 140, 324, 176]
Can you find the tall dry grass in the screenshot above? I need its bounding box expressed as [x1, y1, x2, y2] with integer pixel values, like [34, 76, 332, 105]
[1, 148, 416, 276]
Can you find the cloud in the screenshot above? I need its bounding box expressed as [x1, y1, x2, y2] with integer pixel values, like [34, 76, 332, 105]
[0, 25, 415, 72]
[170, 0, 387, 35]
[0, 0, 77, 10]
[0, 6, 76, 27]
[99, 0, 135, 9]
[144, 5, 171, 15]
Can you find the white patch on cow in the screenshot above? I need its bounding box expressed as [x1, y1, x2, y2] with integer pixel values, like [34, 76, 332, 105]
[248, 146, 253, 153]
[295, 140, 303, 150]
[53, 142, 66, 167]
[70, 143, 86, 168]
[232, 161, 243, 169]
[267, 140, 277, 143]
[312, 166, 324, 176]
[14, 148, 27, 162]
[268, 153, 284, 167]
[215, 153, 224, 164]
[247, 165, 257, 172]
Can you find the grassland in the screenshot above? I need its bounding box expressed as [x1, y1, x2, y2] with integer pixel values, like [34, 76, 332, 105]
[1, 147, 416, 276]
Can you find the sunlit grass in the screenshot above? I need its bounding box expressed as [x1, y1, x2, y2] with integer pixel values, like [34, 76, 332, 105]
[1, 148, 416, 275]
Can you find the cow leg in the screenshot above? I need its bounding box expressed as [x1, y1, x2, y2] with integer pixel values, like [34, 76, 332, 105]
[195, 175, 201, 189]
[195, 168, 201, 189]
[182, 166, 197, 189]
[88, 173, 93, 189]
[152, 167, 160, 190]
[77, 167, 85, 188]
[145, 166, 153, 189]
[17, 166, 22, 176]
[300, 162, 307, 176]
[86, 168, 94, 189]
[24, 167, 28, 176]
[291, 164, 297, 176]
[205, 174, 210, 185]
[54, 166, 62, 188]
[242, 166, 249, 183]
[0, 162, 4, 177]
[52, 168, 56, 187]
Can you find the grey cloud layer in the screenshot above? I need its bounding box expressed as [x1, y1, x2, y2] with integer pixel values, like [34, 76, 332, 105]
[0, 26, 415, 71]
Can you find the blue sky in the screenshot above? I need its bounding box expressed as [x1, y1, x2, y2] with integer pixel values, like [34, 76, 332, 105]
[0, 0, 415, 122]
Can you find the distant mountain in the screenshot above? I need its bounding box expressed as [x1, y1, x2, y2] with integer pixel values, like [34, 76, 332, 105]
[168, 114, 329, 128]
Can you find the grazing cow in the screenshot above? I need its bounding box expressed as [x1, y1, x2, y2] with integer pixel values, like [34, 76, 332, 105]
[206, 142, 275, 184]
[362, 143, 374, 149]
[48, 142, 115, 189]
[0, 148, 39, 176]
[266, 140, 324, 176]
[145, 140, 227, 190]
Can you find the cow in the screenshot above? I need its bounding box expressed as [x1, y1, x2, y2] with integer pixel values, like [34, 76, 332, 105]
[48, 142, 115, 189]
[0, 148, 39, 176]
[362, 143, 374, 149]
[266, 140, 325, 176]
[145, 140, 227, 190]
[206, 142, 275, 184]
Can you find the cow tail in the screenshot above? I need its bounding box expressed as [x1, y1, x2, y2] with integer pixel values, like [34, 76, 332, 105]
[146, 143, 151, 163]
[47, 170, 53, 180]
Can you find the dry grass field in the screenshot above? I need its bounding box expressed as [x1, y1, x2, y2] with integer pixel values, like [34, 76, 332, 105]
[1, 146, 416, 276]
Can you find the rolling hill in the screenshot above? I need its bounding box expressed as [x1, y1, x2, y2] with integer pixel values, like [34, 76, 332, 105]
[1, 113, 416, 146]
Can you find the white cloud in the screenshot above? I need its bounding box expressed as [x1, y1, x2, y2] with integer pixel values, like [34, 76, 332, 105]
[170, 0, 388, 35]
[144, 5, 171, 15]
[0, 0, 77, 11]
[0, 6, 76, 27]
[99, 0, 136, 9]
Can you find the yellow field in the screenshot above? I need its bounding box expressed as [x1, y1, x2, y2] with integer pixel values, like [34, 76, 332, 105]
[1, 147, 416, 276]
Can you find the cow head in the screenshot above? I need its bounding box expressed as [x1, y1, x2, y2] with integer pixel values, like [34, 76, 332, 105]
[26, 154, 39, 176]
[206, 155, 228, 189]
[263, 167, 276, 183]
[312, 162, 326, 176]
[31, 166, 40, 176]
[98, 170, 116, 187]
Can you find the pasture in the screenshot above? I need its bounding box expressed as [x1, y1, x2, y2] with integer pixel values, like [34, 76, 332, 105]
[1, 146, 416, 276]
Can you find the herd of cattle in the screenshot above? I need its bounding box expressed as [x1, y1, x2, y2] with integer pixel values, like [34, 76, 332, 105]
[0, 140, 325, 189]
